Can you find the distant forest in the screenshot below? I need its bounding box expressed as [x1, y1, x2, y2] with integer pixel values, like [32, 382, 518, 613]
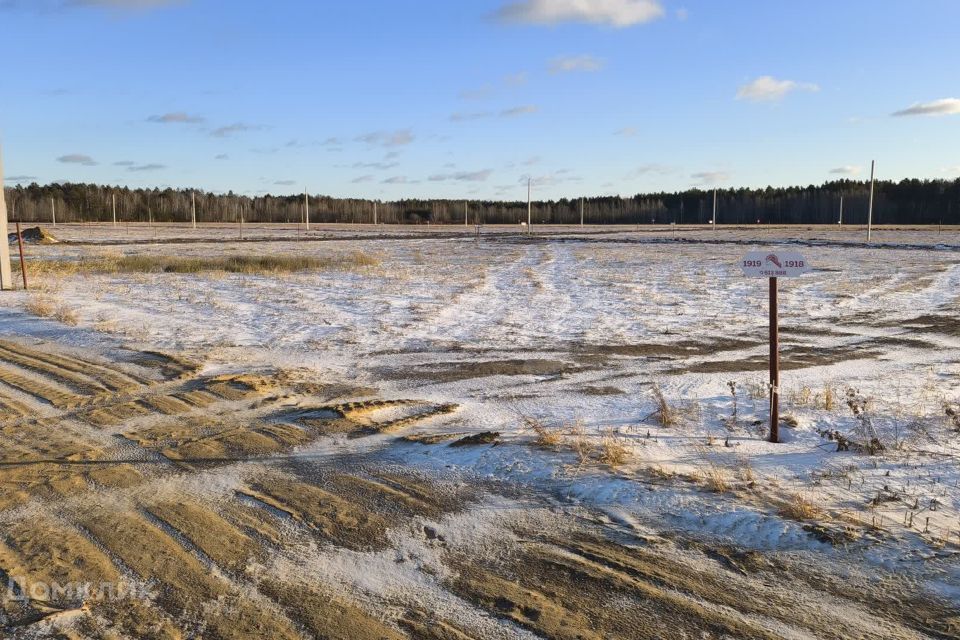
[3, 178, 959, 226]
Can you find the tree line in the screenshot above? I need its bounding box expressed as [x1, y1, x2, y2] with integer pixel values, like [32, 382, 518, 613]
[3, 178, 959, 226]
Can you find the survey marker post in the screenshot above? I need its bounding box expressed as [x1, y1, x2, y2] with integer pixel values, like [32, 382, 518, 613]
[740, 251, 812, 443]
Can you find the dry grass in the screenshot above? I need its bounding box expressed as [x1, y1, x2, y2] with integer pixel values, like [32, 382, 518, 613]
[525, 417, 562, 448]
[25, 296, 55, 318]
[699, 466, 730, 493]
[598, 430, 630, 467]
[24, 252, 381, 276]
[54, 306, 79, 326]
[651, 384, 678, 427]
[779, 493, 823, 521]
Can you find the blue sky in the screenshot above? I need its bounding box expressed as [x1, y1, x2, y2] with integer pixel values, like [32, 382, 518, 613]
[1, 0, 958, 200]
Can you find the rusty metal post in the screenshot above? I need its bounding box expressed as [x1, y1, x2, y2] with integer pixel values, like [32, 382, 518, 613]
[15, 222, 27, 290]
[769, 276, 779, 443]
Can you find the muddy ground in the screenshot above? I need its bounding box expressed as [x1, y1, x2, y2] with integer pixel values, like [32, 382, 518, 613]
[0, 337, 956, 639]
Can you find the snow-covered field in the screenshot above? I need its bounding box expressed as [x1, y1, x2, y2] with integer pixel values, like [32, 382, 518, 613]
[1, 223, 959, 637]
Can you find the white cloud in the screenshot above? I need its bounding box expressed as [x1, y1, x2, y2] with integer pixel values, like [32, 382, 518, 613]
[147, 111, 204, 123]
[428, 170, 493, 182]
[550, 54, 604, 74]
[274, 180, 296, 186]
[450, 111, 493, 122]
[4, 175, 37, 182]
[214, 154, 228, 160]
[614, 126, 638, 137]
[628, 163, 674, 178]
[69, 0, 185, 8]
[691, 171, 729, 185]
[504, 71, 528, 86]
[496, 0, 664, 28]
[356, 129, 414, 147]
[736, 76, 819, 102]
[57, 153, 97, 166]
[500, 105, 539, 117]
[459, 85, 493, 100]
[351, 175, 374, 184]
[382, 176, 415, 184]
[829, 165, 861, 176]
[892, 98, 960, 117]
[127, 163, 166, 171]
[211, 122, 263, 137]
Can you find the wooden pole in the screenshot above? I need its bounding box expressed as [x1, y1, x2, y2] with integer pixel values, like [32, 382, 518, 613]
[465, 201, 468, 226]
[373, 201, 377, 225]
[769, 276, 780, 443]
[580, 197, 584, 227]
[867, 160, 875, 242]
[112, 193, 117, 227]
[304, 189, 310, 231]
[527, 178, 532, 234]
[15, 222, 26, 290]
[0, 147, 12, 290]
[51, 197, 56, 227]
[191, 191, 196, 229]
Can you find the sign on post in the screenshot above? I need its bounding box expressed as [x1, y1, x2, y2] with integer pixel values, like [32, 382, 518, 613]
[740, 250, 812, 443]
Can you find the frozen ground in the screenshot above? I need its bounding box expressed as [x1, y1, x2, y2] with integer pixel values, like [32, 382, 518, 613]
[0, 223, 958, 637]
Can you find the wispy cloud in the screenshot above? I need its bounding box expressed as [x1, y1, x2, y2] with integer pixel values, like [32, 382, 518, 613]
[500, 105, 539, 117]
[628, 163, 674, 178]
[504, 71, 528, 86]
[428, 169, 493, 182]
[127, 163, 166, 172]
[829, 165, 861, 176]
[68, 0, 186, 9]
[382, 175, 416, 184]
[450, 111, 493, 122]
[549, 54, 604, 74]
[351, 175, 375, 184]
[214, 154, 228, 160]
[4, 175, 37, 182]
[495, 0, 664, 27]
[147, 111, 204, 124]
[459, 85, 494, 100]
[356, 129, 414, 147]
[692, 171, 730, 185]
[736, 76, 819, 102]
[57, 153, 97, 166]
[274, 179, 296, 186]
[211, 122, 263, 137]
[892, 98, 960, 117]
[614, 126, 638, 137]
[352, 161, 399, 171]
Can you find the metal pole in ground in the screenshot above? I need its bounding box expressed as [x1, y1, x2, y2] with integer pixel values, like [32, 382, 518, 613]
[527, 178, 532, 234]
[191, 191, 196, 229]
[712, 188, 718, 231]
[769, 276, 780, 443]
[580, 197, 584, 227]
[15, 222, 27, 290]
[51, 197, 56, 227]
[867, 160, 875, 242]
[112, 193, 117, 227]
[464, 201, 468, 226]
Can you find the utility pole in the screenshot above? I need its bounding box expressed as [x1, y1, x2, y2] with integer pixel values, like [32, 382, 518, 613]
[191, 191, 197, 229]
[838, 194, 843, 226]
[304, 189, 310, 231]
[112, 193, 117, 227]
[580, 197, 584, 227]
[867, 160, 875, 242]
[373, 201, 378, 225]
[51, 197, 56, 226]
[527, 178, 532, 234]
[465, 201, 468, 226]
[712, 188, 718, 231]
[0, 146, 13, 290]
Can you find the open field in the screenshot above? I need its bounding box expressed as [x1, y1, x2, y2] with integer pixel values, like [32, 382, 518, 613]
[0, 224, 959, 638]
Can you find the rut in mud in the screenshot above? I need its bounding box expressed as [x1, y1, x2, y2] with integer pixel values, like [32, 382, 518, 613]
[0, 339, 956, 639]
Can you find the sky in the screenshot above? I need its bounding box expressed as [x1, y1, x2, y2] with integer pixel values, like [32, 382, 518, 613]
[1, 0, 958, 201]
